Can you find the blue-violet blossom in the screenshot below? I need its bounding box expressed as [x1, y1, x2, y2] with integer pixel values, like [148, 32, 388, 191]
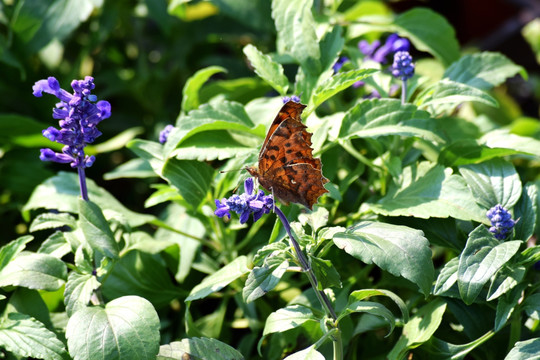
[359, 34, 410, 64]
[332, 56, 349, 73]
[33, 76, 111, 168]
[283, 95, 301, 103]
[215, 178, 274, 223]
[487, 205, 516, 240]
[392, 51, 415, 81]
[159, 124, 174, 144]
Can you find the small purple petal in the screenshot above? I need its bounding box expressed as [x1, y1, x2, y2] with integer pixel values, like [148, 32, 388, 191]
[244, 177, 254, 195]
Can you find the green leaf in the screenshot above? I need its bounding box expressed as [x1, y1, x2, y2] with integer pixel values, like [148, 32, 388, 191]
[438, 140, 523, 167]
[307, 69, 378, 115]
[444, 52, 527, 90]
[161, 158, 214, 210]
[0, 115, 45, 144]
[0, 252, 67, 291]
[523, 18, 540, 64]
[459, 158, 522, 210]
[0, 235, 33, 271]
[38, 231, 71, 258]
[298, 206, 329, 233]
[415, 80, 498, 111]
[387, 299, 447, 360]
[505, 338, 540, 360]
[366, 162, 488, 223]
[29, 212, 77, 232]
[347, 289, 409, 323]
[103, 158, 156, 180]
[186, 256, 249, 301]
[283, 345, 324, 360]
[0, 312, 67, 360]
[514, 183, 537, 241]
[87, 127, 145, 154]
[243, 259, 289, 303]
[458, 225, 522, 304]
[333, 221, 434, 296]
[433, 257, 459, 296]
[23, 172, 155, 227]
[182, 66, 227, 113]
[309, 256, 342, 290]
[480, 129, 540, 158]
[393, 8, 460, 66]
[66, 295, 160, 360]
[78, 199, 119, 259]
[319, 26, 345, 72]
[262, 305, 317, 337]
[272, 0, 320, 72]
[495, 284, 526, 332]
[338, 98, 435, 141]
[243, 44, 289, 95]
[64, 272, 100, 317]
[157, 337, 245, 360]
[487, 265, 526, 301]
[522, 293, 540, 320]
[339, 301, 396, 335]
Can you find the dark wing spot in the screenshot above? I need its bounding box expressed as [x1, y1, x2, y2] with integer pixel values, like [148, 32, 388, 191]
[270, 155, 276, 161]
[280, 156, 287, 164]
[295, 151, 303, 158]
[284, 142, 292, 147]
[286, 149, 293, 154]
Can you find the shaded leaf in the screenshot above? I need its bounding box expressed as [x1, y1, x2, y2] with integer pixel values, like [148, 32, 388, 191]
[243, 258, 289, 303]
[157, 337, 244, 360]
[505, 338, 540, 360]
[0, 252, 67, 291]
[30, 212, 77, 232]
[262, 305, 317, 337]
[182, 66, 227, 113]
[64, 272, 100, 317]
[415, 80, 498, 111]
[78, 199, 118, 259]
[0, 235, 33, 271]
[243, 44, 288, 95]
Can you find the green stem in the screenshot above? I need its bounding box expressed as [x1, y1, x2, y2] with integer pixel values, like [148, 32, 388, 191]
[401, 79, 407, 104]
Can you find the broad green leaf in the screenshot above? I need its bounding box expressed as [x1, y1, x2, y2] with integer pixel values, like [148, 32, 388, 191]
[161, 158, 214, 210]
[348, 289, 409, 323]
[166, 100, 263, 154]
[338, 301, 396, 335]
[298, 206, 329, 234]
[309, 255, 342, 290]
[0, 312, 67, 360]
[87, 127, 144, 154]
[272, 0, 320, 73]
[23, 172, 155, 227]
[78, 199, 119, 259]
[319, 26, 345, 72]
[339, 98, 432, 140]
[517, 246, 540, 267]
[243, 259, 289, 303]
[181, 66, 227, 113]
[66, 295, 160, 360]
[186, 256, 249, 301]
[283, 345, 324, 360]
[495, 284, 527, 332]
[5, 288, 53, 330]
[481, 129, 540, 158]
[30, 212, 77, 232]
[307, 69, 378, 115]
[262, 305, 317, 336]
[170, 130, 257, 161]
[333, 221, 434, 296]
[0, 235, 33, 271]
[38, 231, 71, 258]
[421, 332, 495, 360]
[438, 140, 523, 167]
[522, 293, 540, 320]
[102, 251, 180, 308]
[415, 80, 498, 110]
[103, 158, 156, 180]
[505, 338, 540, 360]
[366, 162, 488, 223]
[523, 18, 540, 64]
[243, 44, 289, 95]
[0, 115, 45, 143]
[444, 52, 526, 90]
[64, 272, 100, 317]
[487, 265, 526, 301]
[0, 252, 67, 291]
[514, 183, 537, 241]
[458, 226, 522, 304]
[388, 299, 447, 360]
[459, 158, 522, 210]
[157, 337, 244, 360]
[433, 257, 459, 296]
[393, 8, 460, 66]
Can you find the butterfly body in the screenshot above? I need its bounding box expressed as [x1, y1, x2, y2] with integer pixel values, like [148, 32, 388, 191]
[246, 101, 329, 210]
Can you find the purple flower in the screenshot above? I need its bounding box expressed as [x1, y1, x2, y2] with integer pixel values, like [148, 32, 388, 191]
[487, 205, 516, 240]
[214, 178, 274, 224]
[332, 56, 349, 73]
[359, 34, 410, 64]
[33, 76, 111, 169]
[159, 124, 174, 144]
[392, 51, 415, 81]
[283, 95, 301, 103]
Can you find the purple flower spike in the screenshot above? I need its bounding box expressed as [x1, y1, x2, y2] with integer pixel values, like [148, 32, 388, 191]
[283, 95, 301, 104]
[33, 76, 110, 169]
[159, 124, 174, 144]
[359, 34, 410, 64]
[487, 204, 516, 240]
[214, 178, 274, 224]
[392, 51, 415, 81]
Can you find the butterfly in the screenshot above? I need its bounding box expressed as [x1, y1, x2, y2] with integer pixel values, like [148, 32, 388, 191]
[246, 100, 329, 210]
